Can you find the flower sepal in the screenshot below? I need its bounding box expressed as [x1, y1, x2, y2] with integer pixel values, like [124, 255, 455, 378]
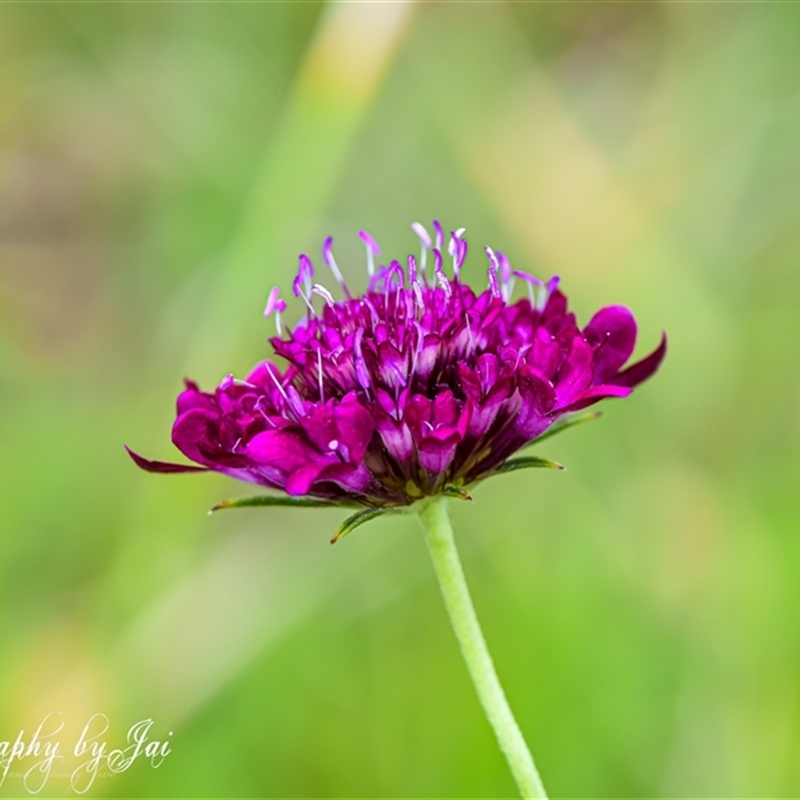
[442, 486, 473, 501]
[330, 507, 401, 544]
[492, 456, 565, 475]
[209, 495, 362, 514]
[529, 410, 603, 445]
[328, 489, 474, 544]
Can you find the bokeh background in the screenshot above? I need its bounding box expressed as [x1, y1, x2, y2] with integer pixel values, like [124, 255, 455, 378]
[1, 2, 800, 797]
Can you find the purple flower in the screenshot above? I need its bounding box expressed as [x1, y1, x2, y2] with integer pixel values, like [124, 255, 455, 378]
[128, 222, 666, 514]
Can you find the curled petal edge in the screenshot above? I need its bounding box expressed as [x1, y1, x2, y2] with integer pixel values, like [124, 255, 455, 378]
[611, 332, 668, 389]
[125, 445, 209, 474]
[555, 385, 632, 414]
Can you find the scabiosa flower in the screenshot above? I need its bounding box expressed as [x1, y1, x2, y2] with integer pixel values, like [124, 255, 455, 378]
[128, 221, 665, 516]
[127, 219, 665, 799]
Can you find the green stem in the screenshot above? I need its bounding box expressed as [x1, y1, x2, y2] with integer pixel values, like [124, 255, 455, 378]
[417, 496, 548, 800]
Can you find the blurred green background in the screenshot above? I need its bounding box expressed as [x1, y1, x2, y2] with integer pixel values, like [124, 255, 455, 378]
[1, 2, 800, 797]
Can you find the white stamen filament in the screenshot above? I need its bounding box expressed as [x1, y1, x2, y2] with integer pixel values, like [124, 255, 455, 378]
[362, 296, 381, 327]
[312, 284, 335, 306]
[436, 269, 452, 298]
[255, 398, 276, 427]
[449, 232, 459, 274]
[327, 253, 344, 285]
[264, 362, 290, 402]
[465, 313, 475, 351]
[412, 280, 425, 311]
[298, 287, 316, 317]
[317, 348, 325, 402]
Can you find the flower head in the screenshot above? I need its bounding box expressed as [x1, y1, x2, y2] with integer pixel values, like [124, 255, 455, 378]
[128, 221, 666, 512]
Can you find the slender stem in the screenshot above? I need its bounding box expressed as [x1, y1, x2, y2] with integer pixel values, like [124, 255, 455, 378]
[417, 496, 548, 800]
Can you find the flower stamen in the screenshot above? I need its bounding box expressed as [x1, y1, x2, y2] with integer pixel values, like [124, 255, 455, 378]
[433, 219, 443, 251]
[312, 283, 335, 307]
[411, 222, 431, 278]
[317, 347, 325, 403]
[264, 362, 290, 404]
[322, 236, 352, 299]
[353, 327, 372, 391]
[263, 286, 288, 336]
[433, 248, 452, 298]
[358, 230, 381, 277]
[497, 251, 515, 303]
[513, 270, 543, 309]
[293, 254, 317, 317]
[485, 246, 501, 299]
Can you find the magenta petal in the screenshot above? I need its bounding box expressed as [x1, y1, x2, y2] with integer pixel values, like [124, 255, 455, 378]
[556, 384, 632, 414]
[529, 327, 562, 379]
[246, 361, 283, 390]
[475, 353, 499, 392]
[317, 462, 372, 494]
[125, 445, 208, 473]
[403, 394, 432, 439]
[286, 463, 327, 495]
[610, 332, 667, 388]
[432, 389, 459, 427]
[554, 337, 594, 405]
[518, 366, 556, 415]
[378, 341, 409, 389]
[511, 366, 557, 442]
[455, 400, 472, 439]
[172, 408, 222, 465]
[418, 437, 459, 476]
[583, 305, 638, 383]
[377, 419, 415, 466]
[176, 384, 217, 415]
[541, 290, 568, 324]
[300, 405, 338, 453]
[246, 429, 317, 472]
[467, 397, 504, 439]
[334, 393, 375, 463]
[458, 363, 482, 402]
